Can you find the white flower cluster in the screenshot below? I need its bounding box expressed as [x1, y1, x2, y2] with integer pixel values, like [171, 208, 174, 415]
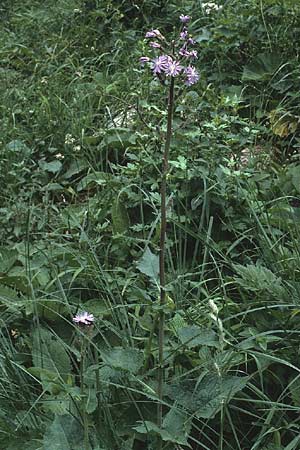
[202, 2, 222, 14]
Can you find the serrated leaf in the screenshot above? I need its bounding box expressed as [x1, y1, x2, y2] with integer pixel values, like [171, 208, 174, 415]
[166, 374, 248, 419]
[233, 264, 285, 299]
[43, 415, 83, 450]
[162, 408, 191, 447]
[137, 247, 159, 283]
[101, 347, 143, 374]
[177, 326, 219, 348]
[133, 418, 191, 447]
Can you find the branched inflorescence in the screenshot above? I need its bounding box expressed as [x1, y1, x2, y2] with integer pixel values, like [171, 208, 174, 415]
[140, 15, 199, 87]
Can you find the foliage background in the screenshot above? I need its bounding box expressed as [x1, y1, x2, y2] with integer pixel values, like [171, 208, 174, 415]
[1, 0, 300, 449]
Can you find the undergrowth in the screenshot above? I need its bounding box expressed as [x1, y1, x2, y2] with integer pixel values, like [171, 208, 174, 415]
[1, 0, 300, 449]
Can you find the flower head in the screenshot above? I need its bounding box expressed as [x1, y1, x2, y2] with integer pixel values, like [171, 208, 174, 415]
[149, 41, 161, 49]
[179, 48, 198, 59]
[202, 2, 222, 14]
[187, 37, 196, 45]
[73, 311, 95, 326]
[184, 65, 200, 85]
[180, 29, 188, 40]
[179, 14, 191, 23]
[151, 55, 171, 74]
[165, 59, 184, 77]
[145, 29, 163, 39]
[140, 56, 150, 66]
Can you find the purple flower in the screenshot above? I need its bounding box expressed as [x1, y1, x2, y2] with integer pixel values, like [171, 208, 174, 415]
[149, 41, 161, 48]
[184, 65, 199, 85]
[73, 311, 95, 326]
[179, 48, 198, 59]
[187, 37, 196, 45]
[151, 55, 171, 74]
[180, 29, 188, 40]
[179, 14, 191, 23]
[140, 56, 150, 66]
[145, 29, 163, 39]
[189, 50, 198, 59]
[165, 59, 183, 77]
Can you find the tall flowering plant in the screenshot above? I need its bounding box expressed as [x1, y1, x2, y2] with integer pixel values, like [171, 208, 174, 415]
[140, 15, 199, 86]
[140, 15, 199, 436]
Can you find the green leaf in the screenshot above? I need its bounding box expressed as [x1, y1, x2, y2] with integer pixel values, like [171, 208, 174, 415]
[133, 418, 191, 447]
[177, 326, 219, 348]
[137, 247, 159, 283]
[242, 53, 282, 81]
[289, 376, 300, 407]
[0, 247, 18, 273]
[85, 387, 98, 414]
[233, 264, 285, 299]
[6, 139, 31, 156]
[32, 327, 71, 382]
[162, 407, 191, 447]
[111, 196, 130, 234]
[101, 347, 143, 374]
[77, 171, 112, 191]
[289, 166, 300, 194]
[194, 27, 211, 42]
[63, 159, 89, 179]
[166, 374, 248, 419]
[83, 298, 112, 317]
[38, 160, 62, 173]
[43, 415, 83, 450]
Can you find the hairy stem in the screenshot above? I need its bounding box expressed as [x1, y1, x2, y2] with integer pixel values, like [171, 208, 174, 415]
[157, 77, 175, 432]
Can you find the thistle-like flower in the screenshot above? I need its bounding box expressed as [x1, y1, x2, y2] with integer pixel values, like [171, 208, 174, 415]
[145, 29, 164, 39]
[73, 311, 95, 326]
[179, 14, 191, 23]
[184, 65, 200, 86]
[149, 41, 161, 49]
[151, 55, 171, 74]
[141, 15, 199, 87]
[165, 59, 183, 77]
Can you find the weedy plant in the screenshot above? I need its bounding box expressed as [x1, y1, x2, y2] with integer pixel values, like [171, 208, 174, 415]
[139, 14, 199, 440]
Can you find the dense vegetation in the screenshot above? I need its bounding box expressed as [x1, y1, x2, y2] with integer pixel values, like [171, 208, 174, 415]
[1, 0, 300, 449]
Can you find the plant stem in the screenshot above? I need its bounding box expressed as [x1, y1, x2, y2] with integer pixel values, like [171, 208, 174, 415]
[157, 77, 175, 432]
[80, 339, 89, 450]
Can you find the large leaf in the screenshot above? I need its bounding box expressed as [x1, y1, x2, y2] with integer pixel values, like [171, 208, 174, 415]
[101, 347, 143, 374]
[242, 53, 282, 81]
[32, 327, 71, 381]
[38, 160, 62, 174]
[6, 139, 31, 156]
[77, 171, 112, 191]
[166, 374, 248, 419]
[233, 264, 285, 299]
[133, 418, 191, 447]
[177, 326, 219, 348]
[0, 247, 18, 274]
[137, 247, 159, 283]
[43, 415, 83, 450]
